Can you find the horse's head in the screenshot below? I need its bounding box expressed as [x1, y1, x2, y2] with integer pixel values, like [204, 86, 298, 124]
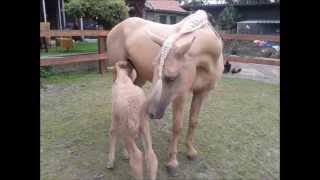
[146, 30, 197, 119]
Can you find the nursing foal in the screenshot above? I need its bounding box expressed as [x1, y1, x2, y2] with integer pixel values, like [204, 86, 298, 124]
[107, 61, 158, 180]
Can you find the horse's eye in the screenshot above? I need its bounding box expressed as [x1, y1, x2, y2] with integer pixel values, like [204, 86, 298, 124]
[163, 75, 178, 83]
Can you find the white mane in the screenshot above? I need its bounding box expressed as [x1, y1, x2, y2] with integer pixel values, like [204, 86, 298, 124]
[151, 10, 209, 103]
[158, 10, 209, 78]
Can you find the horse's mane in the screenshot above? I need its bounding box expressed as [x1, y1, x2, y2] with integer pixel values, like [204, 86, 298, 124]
[157, 10, 214, 78]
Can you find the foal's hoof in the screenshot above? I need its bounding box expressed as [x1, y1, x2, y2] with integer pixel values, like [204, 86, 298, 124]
[166, 166, 178, 177]
[187, 154, 199, 161]
[106, 161, 114, 169]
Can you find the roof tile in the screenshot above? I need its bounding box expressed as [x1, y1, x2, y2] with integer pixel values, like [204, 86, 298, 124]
[146, 0, 187, 13]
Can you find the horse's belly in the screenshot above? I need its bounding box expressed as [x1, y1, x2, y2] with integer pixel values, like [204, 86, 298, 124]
[126, 33, 160, 82]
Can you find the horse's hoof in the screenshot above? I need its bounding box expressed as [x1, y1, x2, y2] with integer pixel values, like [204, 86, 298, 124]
[166, 166, 178, 177]
[187, 154, 199, 161]
[122, 149, 129, 160]
[106, 161, 114, 169]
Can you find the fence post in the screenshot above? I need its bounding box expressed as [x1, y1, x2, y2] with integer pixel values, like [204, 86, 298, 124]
[98, 34, 106, 74]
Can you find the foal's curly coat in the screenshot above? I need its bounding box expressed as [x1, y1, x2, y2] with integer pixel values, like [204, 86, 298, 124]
[107, 61, 158, 180]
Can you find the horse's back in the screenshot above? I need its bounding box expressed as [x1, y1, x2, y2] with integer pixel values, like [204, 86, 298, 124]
[107, 17, 149, 65]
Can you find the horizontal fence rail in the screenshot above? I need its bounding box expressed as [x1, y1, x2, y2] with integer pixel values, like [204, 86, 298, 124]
[221, 34, 280, 66]
[40, 27, 108, 74]
[221, 34, 280, 42]
[40, 24, 280, 70]
[40, 53, 107, 66]
[225, 55, 279, 66]
[40, 30, 109, 37]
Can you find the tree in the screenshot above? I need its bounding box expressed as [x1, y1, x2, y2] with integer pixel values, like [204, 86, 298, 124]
[65, 0, 129, 29]
[217, 5, 242, 30]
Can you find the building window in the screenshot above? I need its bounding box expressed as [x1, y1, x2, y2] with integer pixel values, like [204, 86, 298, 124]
[160, 15, 167, 24]
[170, 16, 176, 24]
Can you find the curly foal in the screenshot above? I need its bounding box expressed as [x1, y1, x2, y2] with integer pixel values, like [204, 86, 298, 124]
[107, 61, 158, 180]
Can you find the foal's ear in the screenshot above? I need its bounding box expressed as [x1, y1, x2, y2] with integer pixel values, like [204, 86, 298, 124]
[113, 61, 125, 82]
[126, 62, 137, 82]
[130, 68, 137, 82]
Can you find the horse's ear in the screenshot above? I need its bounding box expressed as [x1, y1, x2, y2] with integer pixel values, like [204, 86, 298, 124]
[145, 29, 165, 47]
[176, 36, 196, 55]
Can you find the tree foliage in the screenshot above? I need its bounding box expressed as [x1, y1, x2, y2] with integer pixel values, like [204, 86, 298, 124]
[65, 0, 129, 29]
[217, 5, 242, 30]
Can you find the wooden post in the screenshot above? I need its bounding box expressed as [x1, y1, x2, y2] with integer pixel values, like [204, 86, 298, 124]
[42, 0, 47, 23]
[98, 35, 106, 74]
[40, 22, 50, 52]
[58, 0, 62, 30]
[61, 0, 66, 29]
[80, 17, 84, 40]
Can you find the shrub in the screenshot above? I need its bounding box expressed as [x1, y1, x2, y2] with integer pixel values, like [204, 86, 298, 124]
[40, 66, 55, 78]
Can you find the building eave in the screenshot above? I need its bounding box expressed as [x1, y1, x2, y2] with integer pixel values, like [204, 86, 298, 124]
[145, 9, 189, 15]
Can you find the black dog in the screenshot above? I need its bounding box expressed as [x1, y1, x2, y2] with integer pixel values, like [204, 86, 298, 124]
[224, 61, 242, 74]
[223, 61, 231, 73]
[231, 67, 242, 74]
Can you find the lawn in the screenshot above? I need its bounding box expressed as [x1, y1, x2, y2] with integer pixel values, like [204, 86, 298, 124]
[40, 41, 98, 57]
[40, 71, 279, 180]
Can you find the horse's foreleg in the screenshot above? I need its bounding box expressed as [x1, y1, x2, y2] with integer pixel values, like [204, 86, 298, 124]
[166, 95, 185, 176]
[140, 115, 158, 180]
[186, 90, 209, 160]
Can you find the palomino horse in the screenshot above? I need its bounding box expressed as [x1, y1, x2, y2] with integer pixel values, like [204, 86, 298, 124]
[107, 10, 224, 176]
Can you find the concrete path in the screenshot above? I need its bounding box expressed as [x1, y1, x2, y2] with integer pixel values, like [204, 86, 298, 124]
[223, 62, 280, 84]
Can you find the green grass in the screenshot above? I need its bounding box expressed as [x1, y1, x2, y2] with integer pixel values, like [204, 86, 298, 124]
[40, 42, 98, 57]
[41, 71, 279, 180]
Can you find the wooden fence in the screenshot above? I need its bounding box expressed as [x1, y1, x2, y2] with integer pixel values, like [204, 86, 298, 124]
[40, 24, 109, 74]
[40, 23, 280, 75]
[220, 33, 280, 66]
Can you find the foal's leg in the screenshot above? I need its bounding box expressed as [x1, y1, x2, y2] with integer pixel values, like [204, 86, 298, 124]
[107, 115, 119, 169]
[166, 95, 185, 176]
[124, 135, 144, 180]
[141, 115, 158, 180]
[186, 90, 209, 160]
